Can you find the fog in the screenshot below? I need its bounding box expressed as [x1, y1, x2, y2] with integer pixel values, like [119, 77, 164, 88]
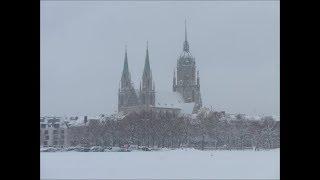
[40, 1, 279, 117]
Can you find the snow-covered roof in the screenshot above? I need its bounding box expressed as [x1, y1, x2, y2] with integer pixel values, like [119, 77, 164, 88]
[155, 91, 183, 107]
[155, 91, 195, 114]
[40, 116, 69, 128]
[66, 116, 87, 127]
[40, 114, 127, 128]
[57, 116, 100, 127]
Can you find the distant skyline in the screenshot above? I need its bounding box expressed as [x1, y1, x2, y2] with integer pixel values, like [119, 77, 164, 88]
[41, 1, 279, 117]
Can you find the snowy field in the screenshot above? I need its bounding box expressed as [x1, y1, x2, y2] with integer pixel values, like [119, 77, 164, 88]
[41, 148, 279, 179]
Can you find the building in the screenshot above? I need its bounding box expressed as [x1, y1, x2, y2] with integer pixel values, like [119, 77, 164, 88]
[118, 43, 158, 113]
[118, 43, 181, 115]
[118, 21, 202, 115]
[117, 45, 140, 111]
[173, 20, 202, 113]
[40, 115, 102, 148]
[40, 116, 68, 147]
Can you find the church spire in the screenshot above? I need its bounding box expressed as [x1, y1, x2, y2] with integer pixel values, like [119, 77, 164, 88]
[140, 41, 155, 106]
[142, 41, 152, 91]
[121, 45, 131, 89]
[123, 45, 129, 75]
[143, 41, 151, 77]
[183, 19, 190, 52]
[185, 19, 188, 42]
[123, 45, 129, 76]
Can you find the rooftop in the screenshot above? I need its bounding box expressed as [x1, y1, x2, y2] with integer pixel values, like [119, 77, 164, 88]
[155, 91, 195, 114]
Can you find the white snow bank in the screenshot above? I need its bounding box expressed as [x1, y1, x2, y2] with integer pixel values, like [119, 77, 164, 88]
[41, 148, 279, 179]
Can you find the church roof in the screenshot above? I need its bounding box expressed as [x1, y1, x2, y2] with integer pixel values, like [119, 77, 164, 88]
[121, 47, 130, 81]
[155, 91, 195, 114]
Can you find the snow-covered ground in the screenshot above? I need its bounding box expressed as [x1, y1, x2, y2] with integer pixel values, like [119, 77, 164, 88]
[41, 148, 279, 179]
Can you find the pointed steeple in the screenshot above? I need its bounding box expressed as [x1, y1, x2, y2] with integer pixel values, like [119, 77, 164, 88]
[121, 45, 131, 89]
[142, 42, 151, 84]
[143, 41, 151, 77]
[183, 19, 190, 52]
[185, 19, 188, 42]
[122, 45, 129, 76]
[142, 41, 153, 92]
[140, 41, 155, 106]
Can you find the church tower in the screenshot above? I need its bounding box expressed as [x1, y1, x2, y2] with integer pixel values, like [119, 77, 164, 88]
[139, 42, 156, 107]
[173, 20, 202, 113]
[118, 46, 139, 111]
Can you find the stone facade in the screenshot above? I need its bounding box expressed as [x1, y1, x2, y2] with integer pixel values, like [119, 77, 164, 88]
[139, 44, 156, 107]
[118, 21, 202, 114]
[40, 117, 68, 147]
[173, 21, 202, 113]
[118, 47, 140, 111]
[118, 44, 156, 113]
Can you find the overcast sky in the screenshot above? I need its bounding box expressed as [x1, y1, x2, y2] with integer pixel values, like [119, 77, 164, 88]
[40, 1, 279, 117]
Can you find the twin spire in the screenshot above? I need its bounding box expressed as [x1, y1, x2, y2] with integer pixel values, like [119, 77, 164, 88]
[121, 19, 189, 90]
[120, 42, 153, 91]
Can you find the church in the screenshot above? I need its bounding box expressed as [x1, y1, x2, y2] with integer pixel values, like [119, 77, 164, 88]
[118, 21, 202, 115]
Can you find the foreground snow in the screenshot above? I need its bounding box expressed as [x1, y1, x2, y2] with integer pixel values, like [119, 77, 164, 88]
[41, 148, 279, 179]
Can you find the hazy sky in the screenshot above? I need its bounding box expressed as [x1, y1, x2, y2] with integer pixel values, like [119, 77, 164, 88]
[40, 1, 279, 117]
